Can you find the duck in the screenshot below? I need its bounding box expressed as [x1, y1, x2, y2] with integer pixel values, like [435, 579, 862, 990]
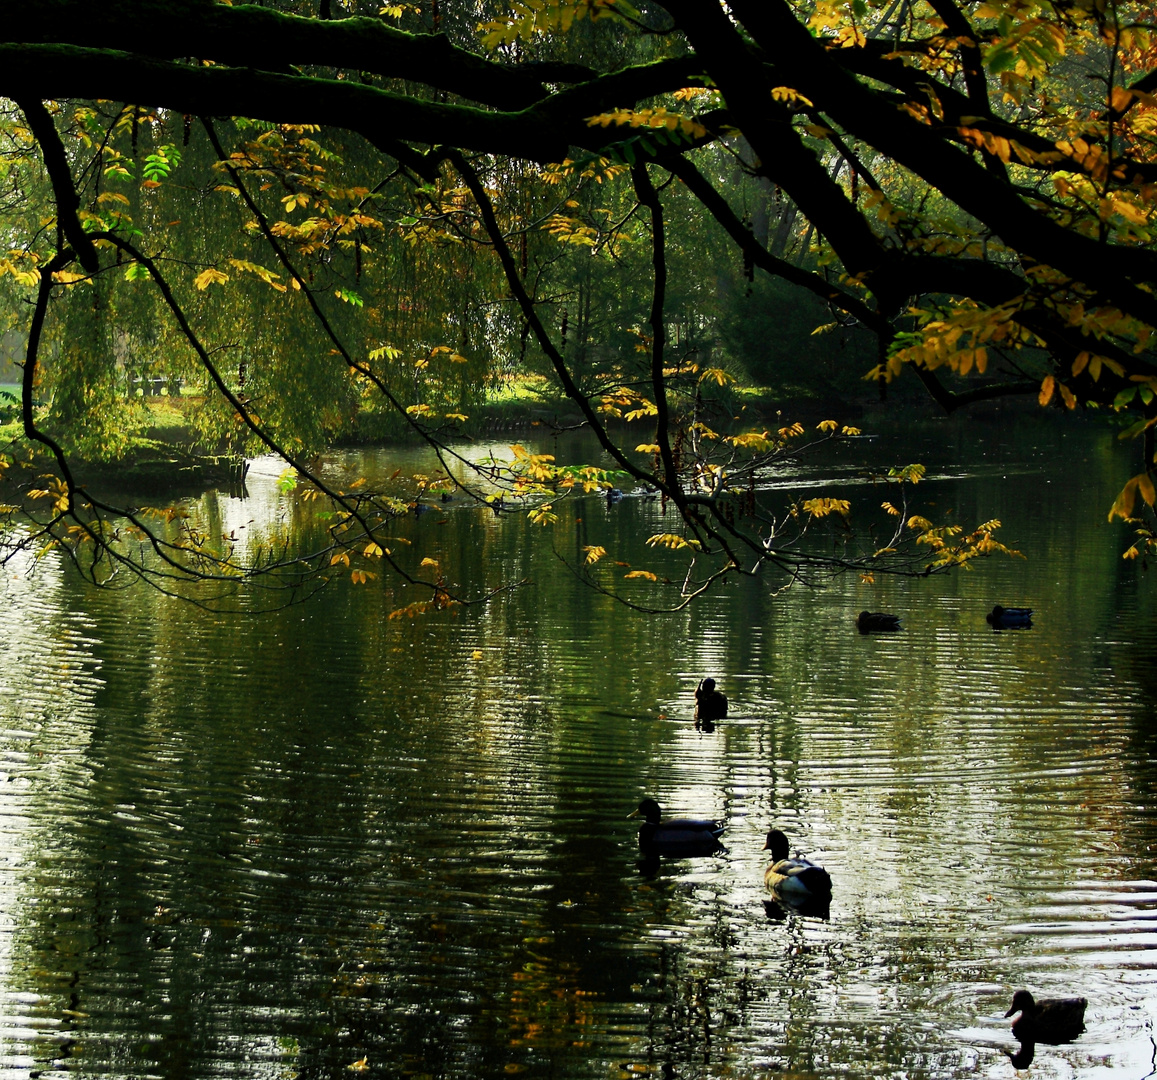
[694, 678, 728, 725]
[856, 610, 901, 633]
[628, 798, 725, 856]
[763, 829, 832, 898]
[987, 604, 1033, 628]
[1004, 989, 1086, 1043]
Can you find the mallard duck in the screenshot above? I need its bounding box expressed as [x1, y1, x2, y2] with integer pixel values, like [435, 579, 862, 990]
[857, 610, 901, 633]
[1004, 990, 1086, 1043]
[987, 604, 1033, 628]
[763, 829, 832, 897]
[628, 798, 725, 856]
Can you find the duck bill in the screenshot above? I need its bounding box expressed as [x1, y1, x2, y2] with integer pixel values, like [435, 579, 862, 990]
[627, 809, 640, 819]
[1004, 1006, 1018, 1018]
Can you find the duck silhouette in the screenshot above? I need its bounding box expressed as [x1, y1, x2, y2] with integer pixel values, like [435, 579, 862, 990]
[628, 798, 725, 856]
[987, 604, 1033, 628]
[694, 678, 727, 726]
[1004, 989, 1086, 1043]
[856, 611, 901, 633]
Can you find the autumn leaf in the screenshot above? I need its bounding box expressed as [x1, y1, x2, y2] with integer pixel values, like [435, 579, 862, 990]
[194, 267, 229, 290]
[646, 533, 703, 551]
[802, 498, 850, 518]
[1109, 472, 1157, 520]
[528, 504, 558, 526]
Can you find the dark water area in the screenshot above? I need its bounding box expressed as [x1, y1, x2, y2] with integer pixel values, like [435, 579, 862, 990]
[1, 407, 1155, 1078]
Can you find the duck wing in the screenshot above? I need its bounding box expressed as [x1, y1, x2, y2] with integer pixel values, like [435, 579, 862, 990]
[1010, 997, 1087, 1043]
[767, 857, 832, 896]
[641, 819, 725, 856]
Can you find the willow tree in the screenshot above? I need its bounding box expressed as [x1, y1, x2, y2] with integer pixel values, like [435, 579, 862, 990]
[1, 0, 1154, 608]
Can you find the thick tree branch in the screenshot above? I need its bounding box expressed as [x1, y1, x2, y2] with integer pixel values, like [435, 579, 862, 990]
[15, 99, 98, 273]
[8, 1, 555, 111]
[672, 0, 1157, 321]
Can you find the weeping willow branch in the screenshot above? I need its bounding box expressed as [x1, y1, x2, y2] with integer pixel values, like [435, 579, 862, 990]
[202, 119, 559, 517]
[96, 231, 515, 602]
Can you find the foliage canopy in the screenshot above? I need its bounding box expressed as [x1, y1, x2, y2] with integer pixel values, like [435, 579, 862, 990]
[2, 0, 1155, 606]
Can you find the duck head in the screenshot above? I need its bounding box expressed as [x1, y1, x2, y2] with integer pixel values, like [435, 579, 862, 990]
[629, 798, 662, 823]
[763, 829, 790, 862]
[1005, 990, 1036, 1018]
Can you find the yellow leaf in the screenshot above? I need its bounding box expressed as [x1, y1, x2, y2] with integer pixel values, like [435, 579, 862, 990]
[635, 443, 661, 454]
[646, 533, 703, 551]
[583, 545, 606, 565]
[817, 419, 838, 432]
[330, 551, 350, 566]
[623, 569, 658, 580]
[771, 86, 814, 106]
[420, 557, 440, 570]
[364, 542, 384, 558]
[802, 497, 850, 518]
[1039, 375, 1055, 405]
[194, 268, 229, 290]
[698, 367, 735, 386]
[1111, 86, 1134, 111]
[471, 649, 483, 659]
[1109, 475, 1143, 520]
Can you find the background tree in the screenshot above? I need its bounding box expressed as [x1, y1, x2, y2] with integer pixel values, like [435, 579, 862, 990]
[1, 0, 1152, 606]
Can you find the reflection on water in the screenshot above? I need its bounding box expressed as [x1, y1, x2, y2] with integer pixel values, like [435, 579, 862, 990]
[0, 409, 1155, 1078]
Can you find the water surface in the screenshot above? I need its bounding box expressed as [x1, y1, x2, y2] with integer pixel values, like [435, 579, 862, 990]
[0, 407, 1154, 1078]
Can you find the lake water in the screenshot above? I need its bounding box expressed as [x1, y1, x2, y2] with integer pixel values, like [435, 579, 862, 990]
[0, 405, 1155, 1078]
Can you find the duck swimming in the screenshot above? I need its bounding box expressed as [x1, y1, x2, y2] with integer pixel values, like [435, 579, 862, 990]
[628, 798, 725, 856]
[763, 829, 832, 898]
[987, 604, 1033, 628]
[856, 611, 901, 633]
[694, 678, 728, 725]
[1004, 989, 1086, 1043]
